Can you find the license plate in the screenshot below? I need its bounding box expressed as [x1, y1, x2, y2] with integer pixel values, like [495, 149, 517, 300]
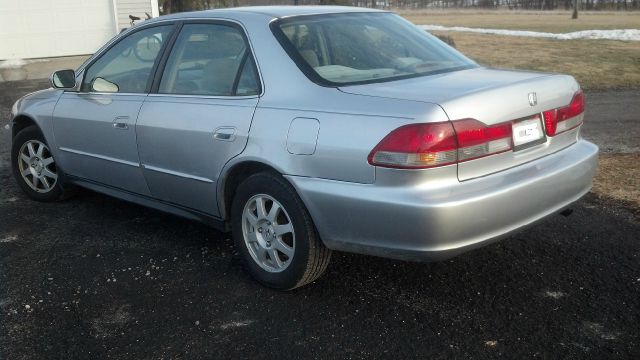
[512, 116, 544, 148]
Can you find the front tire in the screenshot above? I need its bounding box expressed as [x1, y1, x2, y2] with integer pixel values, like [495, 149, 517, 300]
[231, 172, 332, 290]
[11, 126, 67, 202]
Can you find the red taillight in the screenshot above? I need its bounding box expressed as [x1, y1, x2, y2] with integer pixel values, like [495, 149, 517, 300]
[452, 119, 513, 162]
[543, 91, 584, 136]
[367, 122, 457, 169]
[368, 119, 514, 169]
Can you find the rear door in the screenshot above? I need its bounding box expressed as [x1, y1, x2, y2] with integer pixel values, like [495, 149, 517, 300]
[136, 21, 261, 216]
[53, 24, 175, 195]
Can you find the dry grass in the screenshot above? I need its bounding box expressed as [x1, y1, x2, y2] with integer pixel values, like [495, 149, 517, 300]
[593, 154, 640, 207]
[400, 10, 640, 33]
[429, 31, 640, 90]
[397, 11, 640, 89]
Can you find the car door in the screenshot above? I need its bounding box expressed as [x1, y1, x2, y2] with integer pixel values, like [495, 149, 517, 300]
[52, 24, 175, 195]
[136, 22, 261, 216]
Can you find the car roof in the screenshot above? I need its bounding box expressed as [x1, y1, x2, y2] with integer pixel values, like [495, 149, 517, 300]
[158, 6, 386, 21]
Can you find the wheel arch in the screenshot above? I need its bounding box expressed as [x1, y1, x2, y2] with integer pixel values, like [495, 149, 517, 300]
[219, 160, 286, 220]
[11, 114, 41, 139]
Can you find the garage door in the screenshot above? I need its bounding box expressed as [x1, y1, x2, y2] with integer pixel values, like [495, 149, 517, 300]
[0, 0, 116, 60]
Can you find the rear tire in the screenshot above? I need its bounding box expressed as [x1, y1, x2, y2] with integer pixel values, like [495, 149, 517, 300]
[11, 126, 69, 202]
[231, 172, 331, 290]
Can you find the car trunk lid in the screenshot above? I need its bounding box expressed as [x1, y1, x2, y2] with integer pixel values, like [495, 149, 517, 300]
[341, 67, 582, 181]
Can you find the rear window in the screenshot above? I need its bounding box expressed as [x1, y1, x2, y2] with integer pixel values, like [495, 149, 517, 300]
[272, 12, 476, 86]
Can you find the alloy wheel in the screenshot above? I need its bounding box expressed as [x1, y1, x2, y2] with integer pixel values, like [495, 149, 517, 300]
[17, 140, 58, 193]
[241, 194, 295, 273]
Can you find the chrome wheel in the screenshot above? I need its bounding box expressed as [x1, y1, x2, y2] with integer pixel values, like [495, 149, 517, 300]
[242, 194, 295, 273]
[17, 140, 58, 193]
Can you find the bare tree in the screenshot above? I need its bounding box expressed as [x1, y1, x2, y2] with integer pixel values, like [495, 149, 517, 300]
[572, 0, 578, 18]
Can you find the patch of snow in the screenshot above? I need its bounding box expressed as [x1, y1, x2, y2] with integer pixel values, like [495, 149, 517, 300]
[0, 58, 50, 69]
[583, 321, 620, 340]
[420, 25, 640, 41]
[544, 290, 566, 299]
[0, 235, 18, 243]
[0, 59, 27, 69]
[600, 332, 618, 340]
[220, 320, 254, 330]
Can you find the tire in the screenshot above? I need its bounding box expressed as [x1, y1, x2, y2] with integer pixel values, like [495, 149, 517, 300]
[231, 172, 332, 290]
[11, 126, 68, 202]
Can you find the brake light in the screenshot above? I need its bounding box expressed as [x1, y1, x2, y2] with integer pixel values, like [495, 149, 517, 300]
[368, 119, 513, 169]
[453, 119, 513, 161]
[367, 122, 457, 168]
[543, 91, 584, 136]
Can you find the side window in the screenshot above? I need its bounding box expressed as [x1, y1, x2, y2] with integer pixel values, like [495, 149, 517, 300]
[236, 57, 260, 96]
[159, 23, 259, 96]
[81, 25, 173, 93]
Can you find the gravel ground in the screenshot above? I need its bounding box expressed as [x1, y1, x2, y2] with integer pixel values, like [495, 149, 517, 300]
[0, 81, 639, 359]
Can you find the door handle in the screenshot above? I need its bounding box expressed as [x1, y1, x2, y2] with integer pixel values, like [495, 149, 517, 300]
[213, 127, 236, 142]
[113, 116, 129, 130]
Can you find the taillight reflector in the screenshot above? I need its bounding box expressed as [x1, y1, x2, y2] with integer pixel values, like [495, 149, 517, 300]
[543, 91, 584, 136]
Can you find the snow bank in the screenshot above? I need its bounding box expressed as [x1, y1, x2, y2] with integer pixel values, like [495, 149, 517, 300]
[420, 25, 640, 41]
[0, 58, 50, 69]
[0, 59, 27, 69]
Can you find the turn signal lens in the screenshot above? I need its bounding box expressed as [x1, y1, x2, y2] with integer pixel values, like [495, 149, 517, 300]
[543, 91, 585, 136]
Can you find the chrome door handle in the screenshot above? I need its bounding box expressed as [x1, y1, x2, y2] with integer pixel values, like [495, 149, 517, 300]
[213, 127, 236, 141]
[113, 116, 129, 130]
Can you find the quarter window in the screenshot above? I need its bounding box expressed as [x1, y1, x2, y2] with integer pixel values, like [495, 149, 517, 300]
[81, 25, 173, 93]
[159, 23, 260, 96]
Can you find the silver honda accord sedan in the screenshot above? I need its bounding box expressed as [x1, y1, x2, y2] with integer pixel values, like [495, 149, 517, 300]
[10, 6, 598, 289]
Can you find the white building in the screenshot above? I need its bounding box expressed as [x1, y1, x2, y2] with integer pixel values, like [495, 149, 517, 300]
[0, 0, 159, 60]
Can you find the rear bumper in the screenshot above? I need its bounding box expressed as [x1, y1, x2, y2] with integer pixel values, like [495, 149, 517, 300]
[286, 140, 599, 261]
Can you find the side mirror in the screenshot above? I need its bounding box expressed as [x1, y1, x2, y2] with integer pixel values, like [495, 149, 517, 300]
[91, 77, 119, 93]
[50, 69, 76, 89]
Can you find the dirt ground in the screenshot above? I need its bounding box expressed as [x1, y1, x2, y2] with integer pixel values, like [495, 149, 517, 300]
[1, 83, 639, 359]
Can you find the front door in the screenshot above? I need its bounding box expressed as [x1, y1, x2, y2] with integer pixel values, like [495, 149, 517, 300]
[136, 22, 262, 216]
[53, 24, 175, 195]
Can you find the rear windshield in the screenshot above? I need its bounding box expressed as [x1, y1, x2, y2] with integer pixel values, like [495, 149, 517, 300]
[272, 12, 477, 86]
